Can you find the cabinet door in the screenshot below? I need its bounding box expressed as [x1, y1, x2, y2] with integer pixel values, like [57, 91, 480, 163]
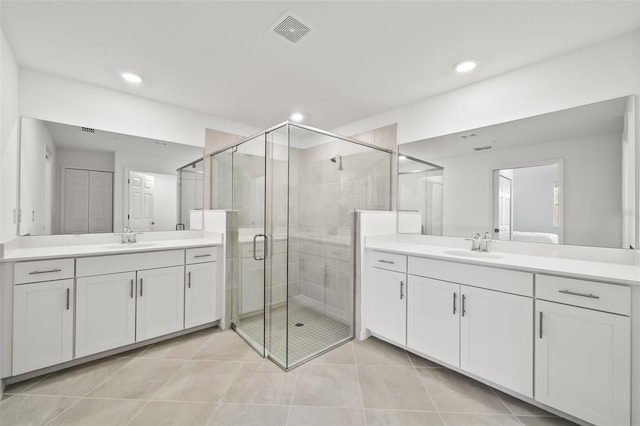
[407, 276, 459, 367]
[76, 272, 136, 357]
[535, 300, 630, 426]
[460, 285, 533, 397]
[13, 279, 74, 375]
[366, 267, 406, 345]
[185, 262, 218, 328]
[136, 266, 185, 341]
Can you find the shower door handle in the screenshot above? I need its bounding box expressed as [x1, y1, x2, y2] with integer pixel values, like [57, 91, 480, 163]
[253, 234, 268, 261]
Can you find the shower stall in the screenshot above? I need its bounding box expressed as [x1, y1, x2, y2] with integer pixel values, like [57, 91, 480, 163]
[210, 122, 392, 369]
[177, 158, 204, 230]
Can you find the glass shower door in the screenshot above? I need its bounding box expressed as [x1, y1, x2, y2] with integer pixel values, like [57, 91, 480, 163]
[230, 134, 267, 356]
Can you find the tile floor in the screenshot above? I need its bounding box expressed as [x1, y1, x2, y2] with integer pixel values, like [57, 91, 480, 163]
[0, 328, 577, 426]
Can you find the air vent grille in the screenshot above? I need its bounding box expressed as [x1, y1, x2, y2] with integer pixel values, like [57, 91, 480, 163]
[459, 133, 477, 140]
[272, 14, 311, 43]
[81, 127, 95, 133]
[473, 145, 492, 151]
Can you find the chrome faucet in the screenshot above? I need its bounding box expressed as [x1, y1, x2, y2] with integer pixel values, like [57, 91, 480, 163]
[116, 226, 142, 244]
[467, 233, 482, 251]
[480, 232, 495, 252]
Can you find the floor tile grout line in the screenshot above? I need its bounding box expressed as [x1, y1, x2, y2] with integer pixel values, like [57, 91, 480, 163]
[4, 372, 52, 395]
[489, 387, 517, 416]
[284, 360, 301, 426]
[352, 342, 368, 426]
[411, 352, 447, 426]
[128, 329, 219, 426]
[204, 347, 248, 426]
[44, 352, 141, 425]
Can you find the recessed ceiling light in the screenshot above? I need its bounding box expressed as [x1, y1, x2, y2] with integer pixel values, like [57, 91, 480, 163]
[121, 72, 143, 84]
[454, 60, 477, 73]
[290, 113, 304, 122]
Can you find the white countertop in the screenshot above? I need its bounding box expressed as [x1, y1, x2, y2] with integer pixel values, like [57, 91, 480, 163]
[1, 238, 222, 262]
[366, 241, 640, 286]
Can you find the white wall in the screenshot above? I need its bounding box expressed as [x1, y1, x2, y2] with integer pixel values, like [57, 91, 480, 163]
[438, 133, 622, 248]
[19, 117, 56, 236]
[332, 32, 640, 145]
[1, 30, 20, 243]
[56, 149, 115, 172]
[19, 69, 260, 148]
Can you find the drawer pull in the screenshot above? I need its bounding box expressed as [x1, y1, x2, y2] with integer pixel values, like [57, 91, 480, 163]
[194, 254, 212, 258]
[377, 259, 394, 264]
[66, 288, 70, 310]
[188, 271, 192, 288]
[400, 280, 404, 300]
[140, 278, 143, 297]
[539, 311, 543, 339]
[559, 289, 600, 299]
[29, 268, 62, 275]
[130, 279, 134, 299]
[452, 292, 457, 315]
[461, 294, 466, 317]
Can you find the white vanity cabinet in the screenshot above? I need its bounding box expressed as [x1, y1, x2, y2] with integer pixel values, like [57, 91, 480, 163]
[13, 279, 74, 375]
[136, 266, 185, 341]
[535, 275, 631, 426]
[76, 272, 136, 357]
[459, 284, 533, 397]
[407, 275, 460, 366]
[185, 247, 218, 329]
[365, 251, 407, 346]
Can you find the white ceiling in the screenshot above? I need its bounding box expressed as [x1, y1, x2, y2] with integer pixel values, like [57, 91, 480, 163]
[45, 120, 203, 165]
[2, 1, 639, 131]
[400, 96, 628, 161]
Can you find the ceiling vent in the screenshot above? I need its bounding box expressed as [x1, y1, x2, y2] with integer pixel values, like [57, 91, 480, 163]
[81, 127, 95, 133]
[473, 145, 493, 151]
[271, 12, 312, 44]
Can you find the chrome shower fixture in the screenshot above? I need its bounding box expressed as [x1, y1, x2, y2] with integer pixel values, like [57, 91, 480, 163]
[330, 154, 344, 171]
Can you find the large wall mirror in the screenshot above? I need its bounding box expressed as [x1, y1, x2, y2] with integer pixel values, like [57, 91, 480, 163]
[19, 117, 204, 236]
[398, 95, 637, 249]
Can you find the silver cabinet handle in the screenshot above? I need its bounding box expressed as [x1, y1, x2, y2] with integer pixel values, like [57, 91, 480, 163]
[539, 311, 543, 339]
[559, 289, 600, 299]
[188, 271, 191, 288]
[29, 268, 62, 275]
[66, 288, 70, 310]
[139, 278, 143, 297]
[461, 294, 466, 317]
[452, 292, 457, 315]
[194, 254, 212, 258]
[130, 279, 134, 299]
[378, 259, 394, 264]
[400, 281, 404, 300]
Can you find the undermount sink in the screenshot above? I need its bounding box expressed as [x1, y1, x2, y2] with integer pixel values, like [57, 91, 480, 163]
[444, 249, 504, 259]
[102, 242, 158, 250]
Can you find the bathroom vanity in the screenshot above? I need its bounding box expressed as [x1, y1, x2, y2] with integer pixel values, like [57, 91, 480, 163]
[362, 235, 638, 426]
[0, 232, 222, 381]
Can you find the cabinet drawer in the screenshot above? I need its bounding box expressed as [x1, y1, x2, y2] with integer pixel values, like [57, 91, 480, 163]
[186, 246, 217, 264]
[536, 274, 630, 316]
[367, 250, 406, 273]
[409, 257, 533, 297]
[14, 258, 75, 284]
[76, 250, 184, 277]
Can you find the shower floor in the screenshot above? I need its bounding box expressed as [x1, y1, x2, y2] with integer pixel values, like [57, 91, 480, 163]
[237, 299, 351, 368]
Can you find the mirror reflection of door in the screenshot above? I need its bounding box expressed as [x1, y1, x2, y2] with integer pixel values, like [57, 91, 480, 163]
[498, 175, 512, 241]
[128, 171, 155, 231]
[62, 168, 113, 234]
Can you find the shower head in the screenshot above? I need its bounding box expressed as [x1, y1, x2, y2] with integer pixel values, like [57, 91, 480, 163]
[330, 154, 344, 171]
